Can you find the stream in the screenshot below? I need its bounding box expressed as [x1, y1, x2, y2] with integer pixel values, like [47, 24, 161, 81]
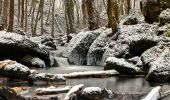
[0, 49, 170, 99]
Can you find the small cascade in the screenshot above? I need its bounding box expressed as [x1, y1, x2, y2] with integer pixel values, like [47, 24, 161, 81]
[50, 49, 70, 67]
[55, 57, 70, 67]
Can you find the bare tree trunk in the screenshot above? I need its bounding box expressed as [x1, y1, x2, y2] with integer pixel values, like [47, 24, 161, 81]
[86, 0, 98, 30]
[17, 0, 20, 28]
[21, 0, 25, 29]
[40, 0, 44, 35]
[2, 0, 9, 30]
[31, 0, 36, 36]
[24, 0, 28, 32]
[46, 0, 51, 24]
[51, 0, 55, 37]
[0, 0, 2, 25]
[7, 0, 14, 32]
[82, 0, 88, 26]
[107, 0, 119, 34]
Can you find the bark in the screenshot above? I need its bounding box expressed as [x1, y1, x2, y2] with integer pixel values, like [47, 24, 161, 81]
[21, 0, 24, 29]
[24, 0, 28, 32]
[107, 0, 119, 34]
[2, 0, 9, 30]
[7, 0, 14, 32]
[31, 0, 36, 36]
[64, 84, 84, 100]
[51, 0, 55, 37]
[17, 0, 20, 27]
[35, 86, 72, 95]
[40, 0, 44, 35]
[64, 0, 76, 42]
[86, 0, 98, 30]
[82, 0, 88, 25]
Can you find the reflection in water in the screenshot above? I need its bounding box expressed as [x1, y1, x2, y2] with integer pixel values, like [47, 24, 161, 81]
[67, 77, 170, 94]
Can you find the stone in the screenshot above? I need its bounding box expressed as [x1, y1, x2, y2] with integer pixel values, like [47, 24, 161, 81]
[63, 27, 107, 65]
[105, 57, 143, 75]
[159, 8, 170, 26]
[0, 60, 31, 80]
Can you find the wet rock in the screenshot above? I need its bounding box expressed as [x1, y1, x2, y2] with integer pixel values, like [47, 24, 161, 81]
[28, 73, 66, 85]
[105, 57, 143, 75]
[0, 87, 24, 100]
[21, 55, 46, 68]
[0, 31, 52, 67]
[139, 43, 170, 82]
[141, 0, 170, 23]
[63, 27, 107, 65]
[77, 87, 114, 100]
[0, 60, 31, 80]
[87, 28, 112, 66]
[30, 34, 57, 50]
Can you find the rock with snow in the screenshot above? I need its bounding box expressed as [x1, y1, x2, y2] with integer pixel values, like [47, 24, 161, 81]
[30, 34, 57, 50]
[121, 9, 144, 25]
[102, 23, 158, 64]
[21, 55, 46, 68]
[105, 57, 143, 75]
[63, 27, 107, 65]
[64, 84, 84, 100]
[77, 87, 114, 100]
[127, 56, 140, 64]
[0, 60, 31, 80]
[142, 86, 161, 100]
[0, 31, 52, 67]
[141, 0, 170, 23]
[159, 8, 170, 26]
[87, 28, 112, 66]
[139, 43, 170, 82]
[0, 87, 24, 100]
[28, 73, 66, 85]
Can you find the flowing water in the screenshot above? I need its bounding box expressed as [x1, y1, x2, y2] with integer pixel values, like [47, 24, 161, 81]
[0, 49, 170, 99]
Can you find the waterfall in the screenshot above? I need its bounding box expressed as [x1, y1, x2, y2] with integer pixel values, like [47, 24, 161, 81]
[55, 57, 70, 67]
[50, 48, 70, 67]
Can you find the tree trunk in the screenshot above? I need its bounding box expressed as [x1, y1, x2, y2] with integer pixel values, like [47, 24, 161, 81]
[51, 0, 55, 37]
[82, 0, 88, 27]
[40, 0, 44, 35]
[21, 0, 25, 29]
[17, 0, 20, 28]
[107, 0, 119, 34]
[86, 0, 98, 30]
[24, 0, 28, 32]
[7, 0, 14, 32]
[2, 0, 9, 30]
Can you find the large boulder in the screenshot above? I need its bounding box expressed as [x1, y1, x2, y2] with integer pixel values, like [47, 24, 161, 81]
[87, 28, 112, 66]
[0, 60, 31, 80]
[63, 27, 108, 65]
[0, 31, 52, 67]
[139, 43, 170, 82]
[102, 23, 158, 64]
[141, 0, 170, 23]
[105, 57, 143, 75]
[30, 34, 57, 50]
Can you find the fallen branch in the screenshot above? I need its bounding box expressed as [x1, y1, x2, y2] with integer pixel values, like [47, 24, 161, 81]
[64, 84, 84, 100]
[142, 86, 161, 100]
[60, 70, 119, 79]
[35, 86, 72, 95]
